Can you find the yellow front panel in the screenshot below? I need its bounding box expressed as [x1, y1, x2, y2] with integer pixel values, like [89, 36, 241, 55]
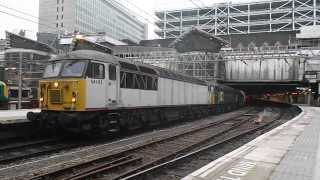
[4, 84, 8, 98]
[39, 79, 86, 111]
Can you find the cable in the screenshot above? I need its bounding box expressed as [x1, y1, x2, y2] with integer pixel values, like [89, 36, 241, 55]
[0, 4, 38, 20]
[196, 0, 207, 7]
[0, 10, 57, 30]
[0, 4, 62, 32]
[117, 0, 159, 21]
[0, 4, 86, 35]
[189, 0, 202, 8]
[1, 2, 157, 35]
[109, 0, 158, 26]
[0, 2, 157, 41]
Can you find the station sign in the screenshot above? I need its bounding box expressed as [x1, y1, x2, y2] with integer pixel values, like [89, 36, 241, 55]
[304, 71, 317, 81]
[309, 79, 317, 83]
[296, 87, 308, 91]
[304, 74, 317, 79]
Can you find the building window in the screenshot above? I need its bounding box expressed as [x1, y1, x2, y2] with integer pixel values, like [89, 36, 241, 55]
[56, 15, 58, 20]
[61, 14, 63, 19]
[62, 0, 64, 3]
[61, 22, 63, 27]
[57, 0, 59, 4]
[56, 23, 58, 27]
[62, 6, 64, 11]
[57, 7, 59, 12]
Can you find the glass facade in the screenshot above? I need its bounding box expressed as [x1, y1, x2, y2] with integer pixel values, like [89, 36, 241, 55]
[39, 0, 147, 43]
[75, 0, 146, 43]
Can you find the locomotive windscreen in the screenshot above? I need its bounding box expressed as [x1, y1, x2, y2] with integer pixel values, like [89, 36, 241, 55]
[43, 60, 87, 78]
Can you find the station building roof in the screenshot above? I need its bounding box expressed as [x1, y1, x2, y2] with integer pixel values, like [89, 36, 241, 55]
[5, 31, 55, 53]
[169, 28, 228, 53]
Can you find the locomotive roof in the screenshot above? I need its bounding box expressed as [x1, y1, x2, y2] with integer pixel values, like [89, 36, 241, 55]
[51, 50, 118, 64]
[51, 50, 207, 85]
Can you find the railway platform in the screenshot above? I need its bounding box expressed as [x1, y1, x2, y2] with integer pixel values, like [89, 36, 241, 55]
[182, 106, 320, 180]
[0, 109, 39, 124]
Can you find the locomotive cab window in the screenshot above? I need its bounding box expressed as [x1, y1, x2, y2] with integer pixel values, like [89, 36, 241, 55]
[43, 62, 63, 78]
[61, 60, 86, 77]
[109, 65, 116, 80]
[86, 62, 105, 79]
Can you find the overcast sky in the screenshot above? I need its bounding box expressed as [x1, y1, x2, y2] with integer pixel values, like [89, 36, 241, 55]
[0, 0, 253, 40]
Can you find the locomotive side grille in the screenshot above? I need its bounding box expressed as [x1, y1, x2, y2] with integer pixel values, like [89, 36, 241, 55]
[49, 89, 62, 104]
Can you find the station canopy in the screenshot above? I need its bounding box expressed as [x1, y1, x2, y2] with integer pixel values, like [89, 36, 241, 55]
[5, 31, 55, 53]
[170, 28, 228, 53]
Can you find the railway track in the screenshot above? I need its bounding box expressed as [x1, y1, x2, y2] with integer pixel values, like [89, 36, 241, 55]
[0, 138, 79, 164]
[0, 111, 250, 167]
[28, 109, 264, 180]
[116, 108, 284, 180]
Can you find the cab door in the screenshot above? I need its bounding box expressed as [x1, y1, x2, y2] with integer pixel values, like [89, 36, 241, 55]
[106, 64, 119, 106]
[86, 62, 107, 109]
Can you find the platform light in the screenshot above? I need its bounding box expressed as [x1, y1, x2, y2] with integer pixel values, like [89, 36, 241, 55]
[4, 67, 17, 71]
[40, 97, 44, 102]
[54, 82, 59, 88]
[71, 97, 76, 103]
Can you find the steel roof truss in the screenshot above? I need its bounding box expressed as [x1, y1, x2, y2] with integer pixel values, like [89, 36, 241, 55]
[200, 8, 215, 18]
[230, 26, 246, 34]
[273, 0, 292, 11]
[230, 16, 248, 25]
[229, 6, 247, 14]
[295, 0, 313, 9]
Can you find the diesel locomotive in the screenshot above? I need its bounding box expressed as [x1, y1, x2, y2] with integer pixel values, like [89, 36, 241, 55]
[27, 50, 245, 133]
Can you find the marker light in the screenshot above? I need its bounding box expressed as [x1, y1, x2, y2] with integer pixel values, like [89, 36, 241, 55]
[54, 82, 59, 88]
[75, 34, 84, 40]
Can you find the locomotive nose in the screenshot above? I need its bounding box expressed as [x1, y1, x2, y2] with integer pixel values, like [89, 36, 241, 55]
[39, 79, 86, 111]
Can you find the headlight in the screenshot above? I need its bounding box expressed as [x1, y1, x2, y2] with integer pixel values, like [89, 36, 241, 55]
[72, 92, 77, 103]
[54, 82, 59, 88]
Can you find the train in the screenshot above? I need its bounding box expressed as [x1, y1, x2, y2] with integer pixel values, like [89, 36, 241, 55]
[0, 81, 9, 109]
[27, 50, 245, 134]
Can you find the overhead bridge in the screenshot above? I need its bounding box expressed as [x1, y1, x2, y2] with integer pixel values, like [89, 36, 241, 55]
[223, 81, 304, 95]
